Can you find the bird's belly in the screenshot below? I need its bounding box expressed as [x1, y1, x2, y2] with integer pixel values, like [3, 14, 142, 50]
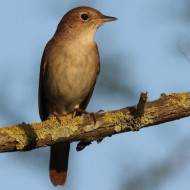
[58, 62, 95, 104]
[45, 54, 98, 115]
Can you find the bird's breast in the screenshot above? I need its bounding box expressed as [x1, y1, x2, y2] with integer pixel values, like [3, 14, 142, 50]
[44, 41, 99, 114]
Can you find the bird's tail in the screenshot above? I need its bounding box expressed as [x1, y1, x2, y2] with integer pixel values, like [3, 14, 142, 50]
[49, 143, 70, 186]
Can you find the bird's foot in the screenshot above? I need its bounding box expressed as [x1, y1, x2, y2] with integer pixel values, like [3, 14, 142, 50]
[75, 108, 104, 124]
[48, 112, 62, 124]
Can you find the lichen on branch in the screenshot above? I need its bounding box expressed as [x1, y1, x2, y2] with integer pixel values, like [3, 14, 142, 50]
[0, 92, 190, 153]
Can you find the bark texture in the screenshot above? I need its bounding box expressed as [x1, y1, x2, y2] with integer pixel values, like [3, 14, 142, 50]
[0, 92, 190, 153]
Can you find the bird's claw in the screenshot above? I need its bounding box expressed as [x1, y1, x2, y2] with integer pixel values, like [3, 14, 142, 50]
[48, 112, 62, 124]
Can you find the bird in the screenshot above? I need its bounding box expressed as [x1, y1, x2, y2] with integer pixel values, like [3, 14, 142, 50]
[38, 6, 117, 186]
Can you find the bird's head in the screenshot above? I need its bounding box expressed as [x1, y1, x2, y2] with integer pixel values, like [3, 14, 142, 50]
[56, 6, 117, 39]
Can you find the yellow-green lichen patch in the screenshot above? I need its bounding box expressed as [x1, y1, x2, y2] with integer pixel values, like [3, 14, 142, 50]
[83, 119, 102, 132]
[160, 93, 167, 98]
[141, 116, 154, 125]
[148, 106, 157, 113]
[166, 93, 186, 107]
[32, 121, 52, 140]
[114, 125, 122, 133]
[0, 125, 29, 150]
[140, 107, 156, 125]
[102, 112, 132, 132]
[49, 116, 83, 140]
[32, 116, 83, 141]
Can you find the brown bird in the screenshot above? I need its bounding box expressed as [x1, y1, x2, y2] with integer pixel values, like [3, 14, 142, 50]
[38, 6, 117, 186]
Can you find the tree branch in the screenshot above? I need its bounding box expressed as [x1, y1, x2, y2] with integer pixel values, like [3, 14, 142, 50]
[0, 92, 190, 153]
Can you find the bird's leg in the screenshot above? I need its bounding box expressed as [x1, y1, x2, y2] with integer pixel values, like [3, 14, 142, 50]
[76, 110, 104, 152]
[75, 107, 104, 151]
[47, 106, 63, 123]
[48, 112, 62, 123]
[75, 108, 104, 124]
[74, 107, 89, 115]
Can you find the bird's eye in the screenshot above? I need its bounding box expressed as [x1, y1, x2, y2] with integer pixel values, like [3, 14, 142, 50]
[81, 13, 89, 21]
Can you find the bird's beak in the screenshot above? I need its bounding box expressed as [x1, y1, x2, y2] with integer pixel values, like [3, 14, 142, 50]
[101, 15, 118, 22]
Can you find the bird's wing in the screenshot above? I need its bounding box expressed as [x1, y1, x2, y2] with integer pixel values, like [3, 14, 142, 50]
[38, 43, 71, 186]
[38, 49, 49, 121]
